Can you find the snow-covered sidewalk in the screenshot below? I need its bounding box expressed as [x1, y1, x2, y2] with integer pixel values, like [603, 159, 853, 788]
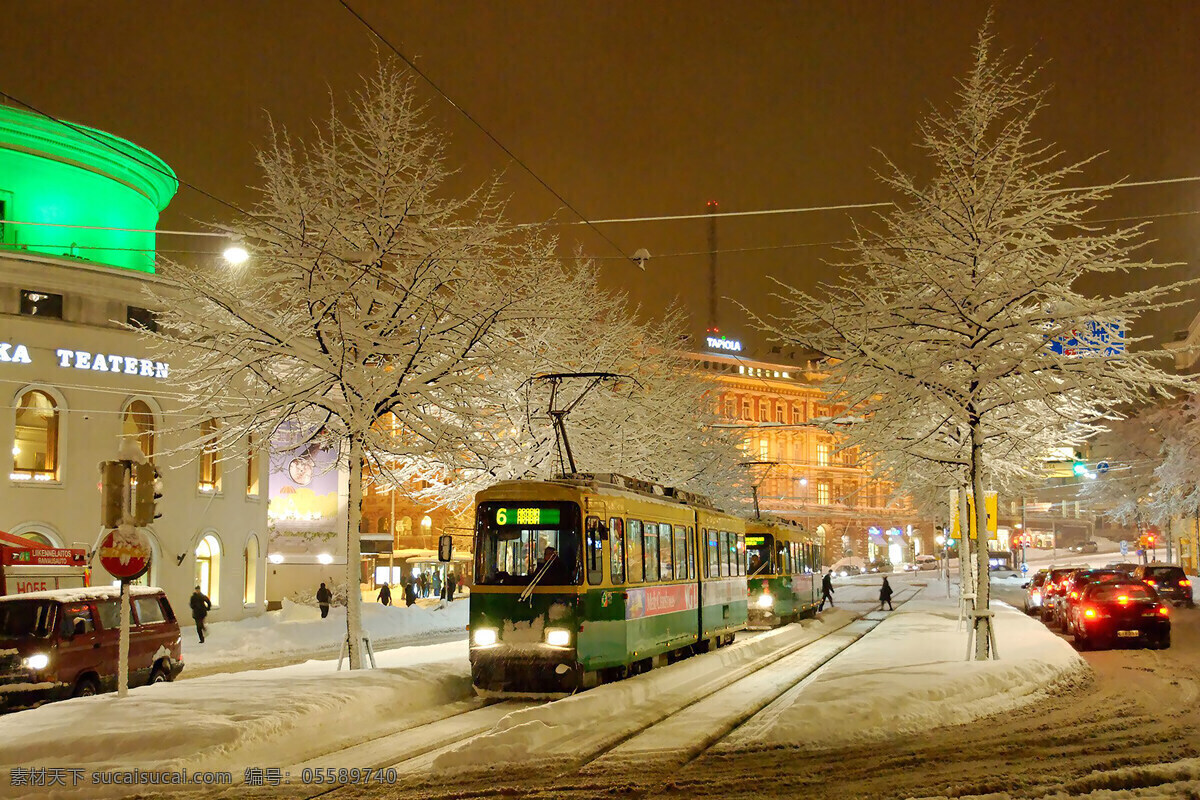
[723, 592, 1090, 750]
[181, 597, 468, 677]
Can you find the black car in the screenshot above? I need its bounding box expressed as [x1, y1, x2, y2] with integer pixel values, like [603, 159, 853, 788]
[1132, 565, 1194, 607]
[1073, 581, 1170, 650]
[1068, 541, 1099, 554]
[1106, 562, 1140, 574]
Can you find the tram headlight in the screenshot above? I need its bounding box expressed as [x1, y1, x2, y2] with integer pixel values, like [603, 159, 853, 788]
[472, 627, 498, 647]
[545, 628, 571, 647]
[756, 593, 774, 609]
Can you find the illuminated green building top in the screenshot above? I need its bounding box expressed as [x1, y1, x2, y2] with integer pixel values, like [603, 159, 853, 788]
[0, 104, 178, 273]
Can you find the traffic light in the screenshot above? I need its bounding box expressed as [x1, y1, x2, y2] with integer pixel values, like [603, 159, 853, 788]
[1072, 460, 1088, 476]
[132, 464, 162, 526]
[1147, 534, 1156, 546]
[100, 461, 126, 528]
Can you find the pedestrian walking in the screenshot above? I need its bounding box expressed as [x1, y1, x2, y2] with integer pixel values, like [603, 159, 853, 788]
[190, 586, 212, 643]
[446, 570, 457, 602]
[432, 571, 442, 599]
[403, 577, 417, 607]
[419, 573, 430, 598]
[316, 582, 332, 618]
[879, 576, 894, 611]
[377, 583, 392, 606]
[818, 570, 835, 611]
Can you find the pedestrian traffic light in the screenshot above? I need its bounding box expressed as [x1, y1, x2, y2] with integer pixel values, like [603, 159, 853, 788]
[132, 464, 162, 525]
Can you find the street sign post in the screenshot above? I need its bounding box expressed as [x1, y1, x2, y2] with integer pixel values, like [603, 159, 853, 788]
[1097, 461, 1110, 475]
[1120, 539, 1129, 557]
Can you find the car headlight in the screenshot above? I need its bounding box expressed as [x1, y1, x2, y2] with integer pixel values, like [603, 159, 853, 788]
[472, 627, 497, 647]
[23, 653, 50, 671]
[756, 593, 774, 609]
[545, 628, 571, 647]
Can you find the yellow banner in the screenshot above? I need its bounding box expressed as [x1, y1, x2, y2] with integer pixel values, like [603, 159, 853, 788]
[950, 490, 998, 540]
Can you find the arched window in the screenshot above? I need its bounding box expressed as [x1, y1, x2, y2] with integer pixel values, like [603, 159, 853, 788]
[122, 400, 155, 462]
[243, 535, 259, 605]
[195, 533, 222, 605]
[198, 419, 221, 492]
[13, 530, 55, 546]
[13, 389, 59, 479]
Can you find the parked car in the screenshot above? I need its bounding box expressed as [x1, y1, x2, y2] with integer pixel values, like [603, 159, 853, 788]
[914, 555, 939, 571]
[1068, 541, 1099, 554]
[865, 560, 893, 574]
[1072, 580, 1171, 650]
[0, 586, 183, 710]
[1022, 569, 1050, 615]
[1057, 569, 1130, 633]
[1132, 565, 1194, 607]
[836, 564, 864, 577]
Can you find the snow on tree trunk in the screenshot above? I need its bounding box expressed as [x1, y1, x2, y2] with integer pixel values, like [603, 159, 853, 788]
[970, 421, 991, 659]
[346, 434, 364, 670]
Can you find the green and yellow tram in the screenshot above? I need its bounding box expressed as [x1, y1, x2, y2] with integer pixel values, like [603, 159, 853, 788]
[469, 474, 749, 693]
[745, 517, 824, 628]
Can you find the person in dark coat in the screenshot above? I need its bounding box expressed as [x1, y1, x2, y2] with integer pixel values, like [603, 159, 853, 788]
[377, 583, 392, 606]
[880, 576, 894, 610]
[446, 570, 457, 602]
[818, 570, 835, 611]
[190, 586, 212, 643]
[316, 582, 332, 618]
[403, 577, 417, 607]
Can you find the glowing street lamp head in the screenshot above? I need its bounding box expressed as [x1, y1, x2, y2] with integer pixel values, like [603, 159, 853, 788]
[222, 245, 249, 265]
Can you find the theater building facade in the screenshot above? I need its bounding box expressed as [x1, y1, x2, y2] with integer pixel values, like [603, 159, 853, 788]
[0, 105, 268, 620]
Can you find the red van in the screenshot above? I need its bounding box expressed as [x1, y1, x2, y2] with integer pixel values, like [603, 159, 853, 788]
[0, 586, 184, 710]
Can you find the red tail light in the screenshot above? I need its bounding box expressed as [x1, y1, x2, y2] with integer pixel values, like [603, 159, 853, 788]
[1083, 607, 1097, 619]
[1145, 579, 1157, 586]
[1117, 595, 1129, 605]
[1158, 605, 1170, 616]
[1181, 579, 1191, 587]
[1070, 591, 1079, 599]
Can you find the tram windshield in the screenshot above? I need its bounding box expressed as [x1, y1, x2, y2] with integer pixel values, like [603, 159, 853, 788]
[745, 534, 775, 576]
[475, 501, 582, 586]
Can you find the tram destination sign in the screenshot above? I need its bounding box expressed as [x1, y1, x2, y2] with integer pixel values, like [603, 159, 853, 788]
[494, 507, 561, 526]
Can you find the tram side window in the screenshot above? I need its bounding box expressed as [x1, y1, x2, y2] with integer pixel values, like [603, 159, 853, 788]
[644, 522, 660, 583]
[585, 516, 604, 586]
[627, 520, 644, 583]
[716, 531, 727, 577]
[673, 526, 687, 582]
[610, 517, 625, 585]
[736, 534, 746, 576]
[793, 542, 802, 572]
[687, 527, 696, 580]
[776, 540, 789, 575]
[659, 524, 674, 580]
[706, 529, 719, 578]
[728, 533, 739, 577]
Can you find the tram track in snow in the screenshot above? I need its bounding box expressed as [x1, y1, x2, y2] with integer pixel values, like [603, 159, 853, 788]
[307, 588, 920, 800]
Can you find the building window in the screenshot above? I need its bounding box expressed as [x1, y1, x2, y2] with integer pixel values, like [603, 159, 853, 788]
[127, 306, 158, 332]
[816, 442, 831, 467]
[243, 535, 258, 605]
[195, 534, 222, 605]
[122, 400, 155, 462]
[12, 389, 59, 480]
[741, 399, 752, 419]
[817, 482, 831, 505]
[776, 401, 786, 423]
[723, 398, 735, 419]
[19, 290, 63, 319]
[199, 419, 221, 492]
[245, 435, 259, 496]
[758, 438, 769, 461]
[793, 403, 804, 423]
[759, 401, 769, 421]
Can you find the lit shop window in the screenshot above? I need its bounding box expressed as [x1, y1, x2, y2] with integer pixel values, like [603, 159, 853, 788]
[12, 389, 59, 481]
[19, 290, 63, 319]
[196, 534, 222, 605]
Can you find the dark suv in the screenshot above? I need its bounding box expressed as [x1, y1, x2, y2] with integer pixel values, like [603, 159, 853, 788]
[1132, 565, 1193, 607]
[1058, 570, 1130, 634]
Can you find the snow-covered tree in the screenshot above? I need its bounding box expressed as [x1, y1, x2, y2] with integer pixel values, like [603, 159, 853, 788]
[754, 25, 1195, 659]
[142, 61, 559, 668]
[1080, 412, 1166, 539]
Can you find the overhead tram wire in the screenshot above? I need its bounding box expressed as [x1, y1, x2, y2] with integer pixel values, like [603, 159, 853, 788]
[334, 0, 635, 266]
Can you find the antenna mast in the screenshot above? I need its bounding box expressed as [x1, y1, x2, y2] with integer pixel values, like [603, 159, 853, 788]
[706, 200, 719, 331]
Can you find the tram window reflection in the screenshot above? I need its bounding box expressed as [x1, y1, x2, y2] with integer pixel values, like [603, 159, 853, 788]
[658, 524, 673, 581]
[627, 520, 644, 583]
[644, 523, 660, 584]
[609, 517, 625, 585]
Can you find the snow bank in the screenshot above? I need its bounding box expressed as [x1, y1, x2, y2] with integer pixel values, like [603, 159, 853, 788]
[182, 597, 467, 676]
[736, 596, 1088, 750]
[2, 640, 472, 799]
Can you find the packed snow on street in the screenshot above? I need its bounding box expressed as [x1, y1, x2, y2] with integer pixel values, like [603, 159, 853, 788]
[19, 568, 1200, 800]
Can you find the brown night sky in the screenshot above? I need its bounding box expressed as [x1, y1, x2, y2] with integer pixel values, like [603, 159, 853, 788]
[5, 1, 1199, 355]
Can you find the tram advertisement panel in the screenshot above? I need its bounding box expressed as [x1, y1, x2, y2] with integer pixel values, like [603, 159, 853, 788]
[625, 583, 698, 619]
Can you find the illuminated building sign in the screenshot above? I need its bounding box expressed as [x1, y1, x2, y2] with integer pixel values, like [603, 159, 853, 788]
[706, 335, 742, 352]
[0, 341, 168, 379]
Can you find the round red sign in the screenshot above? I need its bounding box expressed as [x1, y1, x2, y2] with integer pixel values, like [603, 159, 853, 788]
[98, 528, 152, 581]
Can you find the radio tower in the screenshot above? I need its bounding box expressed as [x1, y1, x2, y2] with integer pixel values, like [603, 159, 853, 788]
[706, 200, 719, 333]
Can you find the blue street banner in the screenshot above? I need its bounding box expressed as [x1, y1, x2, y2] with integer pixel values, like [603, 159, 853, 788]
[1049, 320, 1125, 358]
